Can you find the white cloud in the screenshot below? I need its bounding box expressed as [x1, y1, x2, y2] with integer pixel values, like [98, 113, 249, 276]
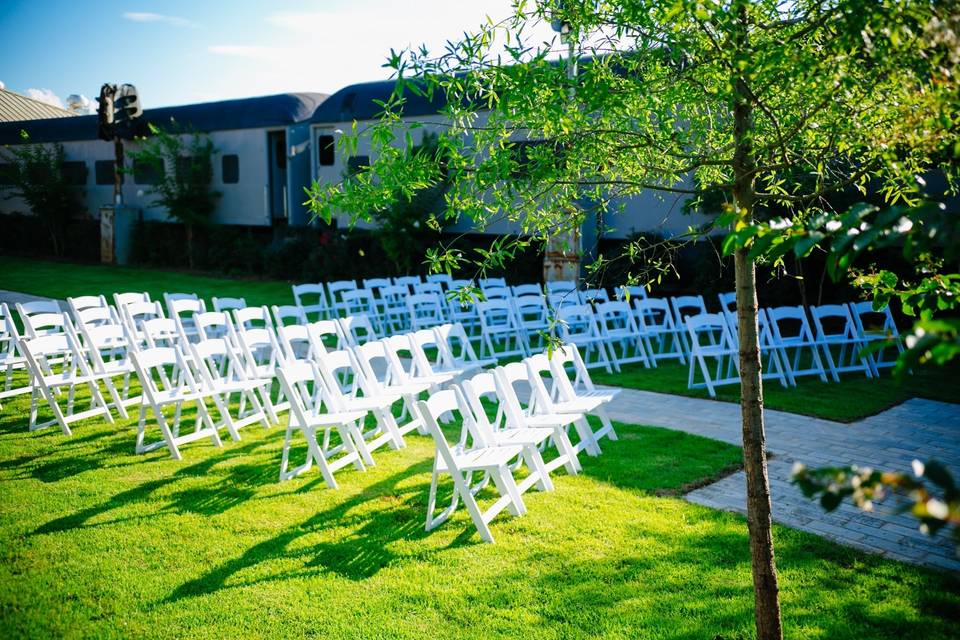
[0, 80, 5, 90]
[25, 88, 65, 109]
[66, 94, 96, 114]
[123, 12, 198, 29]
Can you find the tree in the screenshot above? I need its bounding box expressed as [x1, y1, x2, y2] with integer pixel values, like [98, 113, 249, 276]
[0, 133, 82, 256]
[307, 2, 957, 638]
[129, 122, 219, 269]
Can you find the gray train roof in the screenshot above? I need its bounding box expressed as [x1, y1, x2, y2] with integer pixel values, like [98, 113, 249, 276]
[310, 79, 447, 124]
[0, 92, 328, 145]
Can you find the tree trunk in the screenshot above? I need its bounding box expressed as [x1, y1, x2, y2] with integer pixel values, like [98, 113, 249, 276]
[731, 3, 783, 639]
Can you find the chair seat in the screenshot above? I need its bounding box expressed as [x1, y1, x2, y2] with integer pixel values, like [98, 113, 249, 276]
[493, 427, 553, 447]
[302, 408, 368, 426]
[440, 444, 526, 472]
[571, 388, 619, 403]
[522, 412, 585, 428]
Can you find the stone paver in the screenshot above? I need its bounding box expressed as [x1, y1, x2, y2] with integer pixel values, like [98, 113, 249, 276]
[606, 387, 960, 573]
[0, 289, 68, 311]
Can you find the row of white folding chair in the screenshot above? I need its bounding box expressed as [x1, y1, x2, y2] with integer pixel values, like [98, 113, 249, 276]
[419, 342, 619, 542]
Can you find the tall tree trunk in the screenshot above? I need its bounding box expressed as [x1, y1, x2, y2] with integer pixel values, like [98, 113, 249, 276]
[732, 3, 783, 639]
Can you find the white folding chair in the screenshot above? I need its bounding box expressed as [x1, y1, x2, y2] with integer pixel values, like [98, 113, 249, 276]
[340, 290, 385, 334]
[556, 304, 615, 372]
[671, 294, 709, 353]
[481, 286, 510, 301]
[292, 284, 331, 321]
[189, 337, 275, 436]
[353, 340, 431, 437]
[362, 277, 393, 292]
[414, 282, 445, 298]
[271, 304, 307, 328]
[308, 319, 347, 352]
[166, 295, 206, 342]
[463, 370, 579, 479]
[477, 299, 527, 361]
[419, 389, 528, 544]
[849, 300, 904, 376]
[141, 317, 188, 350]
[120, 300, 164, 345]
[497, 359, 601, 456]
[212, 296, 247, 313]
[383, 334, 455, 392]
[275, 360, 368, 487]
[407, 293, 446, 331]
[73, 305, 121, 331]
[633, 298, 686, 365]
[315, 348, 406, 454]
[67, 295, 109, 321]
[722, 309, 788, 388]
[0, 304, 30, 406]
[276, 323, 316, 365]
[113, 291, 150, 309]
[21, 322, 121, 434]
[231, 317, 288, 415]
[596, 300, 650, 368]
[478, 277, 507, 289]
[71, 318, 140, 417]
[327, 280, 359, 318]
[445, 290, 480, 336]
[377, 284, 411, 334]
[194, 311, 235, 343]
[686, 313, 739, 397]
[433, 322, 496, 375]
[766, 305, 829, 386]
[511, 294, 552, 354]
[582, 287, 610, 305]
[233, 306, 274, 331]
[545, 280, 577, 295]
[810, 304, 873, 381]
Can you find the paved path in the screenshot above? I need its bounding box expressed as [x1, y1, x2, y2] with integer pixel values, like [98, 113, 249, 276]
[605, 388, 960, 573]
[0, 289, 68, 311]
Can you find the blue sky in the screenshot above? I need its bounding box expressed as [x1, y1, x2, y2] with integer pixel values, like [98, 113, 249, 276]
[0, 0, 553, 110]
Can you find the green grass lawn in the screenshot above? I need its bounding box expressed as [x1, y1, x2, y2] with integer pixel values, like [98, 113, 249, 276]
[592, 359, 960, 423]
[0, 382, 958, 639]
[0, 255, 293, 308]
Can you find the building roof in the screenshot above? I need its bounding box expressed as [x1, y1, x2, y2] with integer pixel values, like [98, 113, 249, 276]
[0, 92, 328, 145]
[0, 88, 77, 122]
[310, 79, 447, 124]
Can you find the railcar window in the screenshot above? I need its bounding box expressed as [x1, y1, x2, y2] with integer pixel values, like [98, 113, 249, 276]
[61, 161, 88, 186]
[133, 159, 164, 185]
[317, 135, 335, 166]
[94, 160, 122, 185]
[222, 154, 239, 183]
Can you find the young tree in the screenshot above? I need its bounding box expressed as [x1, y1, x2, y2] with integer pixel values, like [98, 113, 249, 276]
[129, 123, 219, 269]
[0, 134, 82, 256]
[308, 2, 957, 638]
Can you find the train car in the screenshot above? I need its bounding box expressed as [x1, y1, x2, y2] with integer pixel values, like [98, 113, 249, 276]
[307, 78, 711, 238]
[0, 92, 327, 226]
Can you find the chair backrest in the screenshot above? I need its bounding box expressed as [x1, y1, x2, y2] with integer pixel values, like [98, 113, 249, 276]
[291, 284, 329, 320]
[130, 346, 193, 398]
[276, 324, 313, 364]
[449, 279, 475, 292]
[416, 390, 466, 461]
[848, 301, 899, 338]
[548, 343, 599, 395]
[595, 300, 638, 335]
[407, 293, 446, 329]
[512, 295, 550, 325]
[67, 295, 108, 317]
[582, 288, 610, 304]
[73, 320, 131, 370]
[671, 295, 708, 324]
[634, 297, 677, 332]
[194, 311, 234, 342]
[556, 304, 602, 340]
[481, 286, 510, 301]
[425, 273, 453, 289]
[354, 339, 404, 390]
[142, 317, 186, 349]
[233, 306, 273, 331]
[113, 292, 150, 309]
[362, 278, 392, 291]
[393, 275, 422, 291]
[383, 334, 422, 380]
[414, 282, 444, 297]
[615, 285, 648, 302]
[338, 314, 379, 347]
[277, 360, 335, 427]
[327, 280, 359, 311]
[809, 304, 859, 341]
[686, 313, 735, 350]
[17, 300, 67, 338]
[377, 285, 409, 312]
[212, 297, 247, 313]
[74, 305, 119, 329]
[315, 347, 364, 400]
[512, 283, 543, 298]
[339, 289, 377, 318]
[189, 337, 247, 387]
[476, 299, 519, 331]
[0, 303, 20, 358]
[271, 304, 307, 327]
[460, 371, 505, 447]
[479, 277, 507, 289]
[766, 305, 816, 343]
[718, 292, 737, 313]
[163, 292, 200, 321]
[546, 280, 577, 295]
[494, 361, 541, 422]
[547, 290, 583, 312]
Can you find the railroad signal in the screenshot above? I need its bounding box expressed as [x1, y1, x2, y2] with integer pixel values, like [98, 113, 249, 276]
[97, 83, 142, 140]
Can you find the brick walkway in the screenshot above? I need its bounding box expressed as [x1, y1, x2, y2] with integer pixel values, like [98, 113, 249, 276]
[605, 388, 960, 573]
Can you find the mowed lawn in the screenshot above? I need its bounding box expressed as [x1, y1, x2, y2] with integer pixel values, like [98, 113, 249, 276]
[0, 383, 958, 639]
